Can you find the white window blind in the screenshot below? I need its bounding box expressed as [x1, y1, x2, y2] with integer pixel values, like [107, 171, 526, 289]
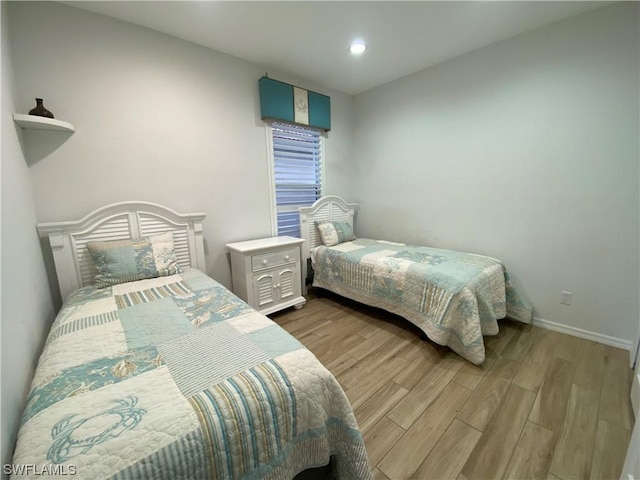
[270, 122, 323, 237]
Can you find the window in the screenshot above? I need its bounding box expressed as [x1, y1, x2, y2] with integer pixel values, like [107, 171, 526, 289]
[267, 121, 324, 237]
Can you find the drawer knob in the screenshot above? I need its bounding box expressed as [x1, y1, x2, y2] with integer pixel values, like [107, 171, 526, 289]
[262, 260, 268, 265]
[284, 255, 290, 261]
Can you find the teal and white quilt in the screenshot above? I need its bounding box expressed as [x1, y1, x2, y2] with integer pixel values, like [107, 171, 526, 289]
[312, 239, 532, 365]
[12, 268, 371, 479]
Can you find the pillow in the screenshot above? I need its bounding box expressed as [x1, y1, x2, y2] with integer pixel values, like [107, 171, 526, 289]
[316, 220, 356, 247]
[87, 231, 180, 288]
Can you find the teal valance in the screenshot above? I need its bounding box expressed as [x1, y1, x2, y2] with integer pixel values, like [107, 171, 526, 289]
[259, 76, 331, 131]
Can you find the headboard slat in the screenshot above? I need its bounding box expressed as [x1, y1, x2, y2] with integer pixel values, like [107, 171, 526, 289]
[37, 202, 206, 302]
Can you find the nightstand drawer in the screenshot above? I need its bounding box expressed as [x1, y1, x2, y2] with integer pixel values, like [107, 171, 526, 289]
[251, 249, 297, 272]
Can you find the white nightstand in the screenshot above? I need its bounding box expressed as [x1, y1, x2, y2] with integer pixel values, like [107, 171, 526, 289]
[226, 236, 306, 315]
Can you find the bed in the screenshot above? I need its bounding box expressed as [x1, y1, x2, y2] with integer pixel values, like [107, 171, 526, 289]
[299, 196, 532, 365]
[11, 201, 371, 479]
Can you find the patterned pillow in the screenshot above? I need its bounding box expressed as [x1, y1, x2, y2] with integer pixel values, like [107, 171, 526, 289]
[87, 231, 180, 288]
[316, 221, 356, 247]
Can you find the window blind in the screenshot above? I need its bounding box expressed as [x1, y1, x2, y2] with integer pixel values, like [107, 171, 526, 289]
[272, 122, 323, 237]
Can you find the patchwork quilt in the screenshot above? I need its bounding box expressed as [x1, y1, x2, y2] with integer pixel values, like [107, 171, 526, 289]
[12, 268, 371, 479]
[312, 239, 532, 365]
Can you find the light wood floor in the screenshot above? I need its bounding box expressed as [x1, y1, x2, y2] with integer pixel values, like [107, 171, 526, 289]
[271, 292, 635, 480]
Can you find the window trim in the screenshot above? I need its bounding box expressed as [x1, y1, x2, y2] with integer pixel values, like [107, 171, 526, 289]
[265, 120, 326, 237]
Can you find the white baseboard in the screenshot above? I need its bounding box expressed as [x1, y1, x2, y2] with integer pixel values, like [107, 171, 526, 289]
[532, 316, 633, 354]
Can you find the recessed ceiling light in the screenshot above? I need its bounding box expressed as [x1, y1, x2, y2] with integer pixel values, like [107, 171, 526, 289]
[349, 41, 366, 55]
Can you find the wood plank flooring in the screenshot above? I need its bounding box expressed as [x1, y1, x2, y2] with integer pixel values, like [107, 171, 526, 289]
[271, 291, 635, 480]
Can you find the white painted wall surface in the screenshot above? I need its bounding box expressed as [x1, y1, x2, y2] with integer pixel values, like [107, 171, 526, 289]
[352, 3, 639, 344]
[1, 1, 56, 469]
[6, 1, 354, 301]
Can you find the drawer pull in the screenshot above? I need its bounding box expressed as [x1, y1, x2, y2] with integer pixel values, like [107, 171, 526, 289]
[262, 260, 268, 265]
[284, 255, 290, 261]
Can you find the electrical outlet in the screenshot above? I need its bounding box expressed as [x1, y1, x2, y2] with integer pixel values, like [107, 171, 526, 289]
[561, 291, 572, 305]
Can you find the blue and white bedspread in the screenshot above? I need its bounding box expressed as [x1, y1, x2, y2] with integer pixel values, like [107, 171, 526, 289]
[11, 268, 371, 479]
[312, 239, 532, 365]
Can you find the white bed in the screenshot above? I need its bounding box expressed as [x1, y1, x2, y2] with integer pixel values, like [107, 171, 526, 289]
[11, 201, 372, 479]
[300, 196, 532, 364]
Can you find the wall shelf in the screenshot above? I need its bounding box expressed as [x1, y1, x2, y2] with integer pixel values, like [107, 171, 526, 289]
[13, 113, 75, 133]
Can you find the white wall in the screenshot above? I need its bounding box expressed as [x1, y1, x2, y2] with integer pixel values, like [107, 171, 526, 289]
[352, 2, 639, 344]
[1, 1, 56, 468]
[7, 1, 354, 298]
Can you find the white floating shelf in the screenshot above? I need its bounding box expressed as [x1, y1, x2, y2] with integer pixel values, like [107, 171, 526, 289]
[13, 113, 75, 133]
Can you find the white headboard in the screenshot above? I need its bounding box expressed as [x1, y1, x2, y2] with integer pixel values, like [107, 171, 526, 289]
[37, 201, 207, 301]
[299, 195, 358, 259]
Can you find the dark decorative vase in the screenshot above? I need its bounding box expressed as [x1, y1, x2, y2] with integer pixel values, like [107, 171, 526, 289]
[29, 98, 54, 119]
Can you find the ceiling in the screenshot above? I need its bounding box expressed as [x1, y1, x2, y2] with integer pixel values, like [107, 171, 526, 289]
[63, 1, 611, 95]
